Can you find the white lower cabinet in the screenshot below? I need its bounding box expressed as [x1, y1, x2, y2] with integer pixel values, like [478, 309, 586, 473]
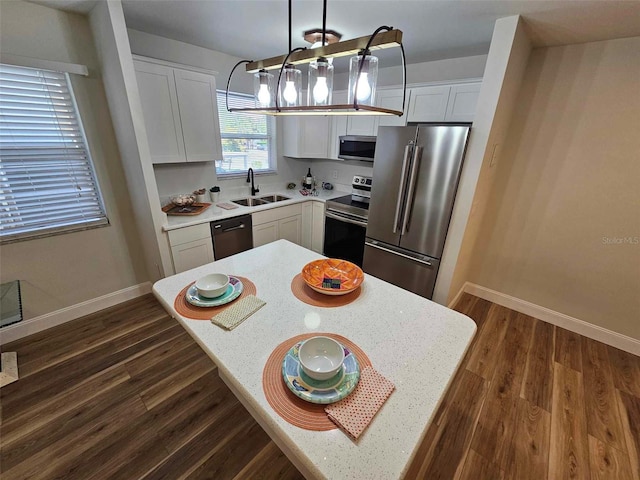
[279, 215, 302, 244]
[311, 202, 325, 253]
[167, 223, 214, 274]
[252, 204, 303, 248]
[252, 221, 279, 247]
[302, 200, 325, 253]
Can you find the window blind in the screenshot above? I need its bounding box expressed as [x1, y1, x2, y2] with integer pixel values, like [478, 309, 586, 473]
[0, 64, 107, 242]
[216, 91, 274, 174]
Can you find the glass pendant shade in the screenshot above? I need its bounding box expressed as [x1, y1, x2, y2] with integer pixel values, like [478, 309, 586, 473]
[348, 51, 378, 106]
[254, 70, 274, 108]
[279, 64, 302, 107]
[307, 57, 333, 106]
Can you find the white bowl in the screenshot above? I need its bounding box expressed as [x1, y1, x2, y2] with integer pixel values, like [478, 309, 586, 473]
[195, 273, 229, 298]
[298, 336, 345, 381]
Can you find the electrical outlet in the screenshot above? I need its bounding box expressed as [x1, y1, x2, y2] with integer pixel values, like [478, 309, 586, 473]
[331, 170, 338, 180]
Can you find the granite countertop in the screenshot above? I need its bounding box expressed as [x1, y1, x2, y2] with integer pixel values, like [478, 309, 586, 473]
[152, 240, 476, 480]
[163, 188, 347, 231]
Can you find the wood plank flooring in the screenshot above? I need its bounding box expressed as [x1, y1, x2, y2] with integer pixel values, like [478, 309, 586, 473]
[1, 293, 638, 479]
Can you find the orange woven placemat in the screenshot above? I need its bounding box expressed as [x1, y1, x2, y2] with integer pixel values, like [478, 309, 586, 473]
[262, 333, 372, 431]
[290, 273, 361, 308]
[174, 276, 256, 320]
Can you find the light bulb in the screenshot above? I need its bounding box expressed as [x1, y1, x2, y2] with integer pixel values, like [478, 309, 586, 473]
[283, 80, 298, 104]
[313, 77, 329, 103]
[257, 84, 271, 106]
[356, 73, 371, 101]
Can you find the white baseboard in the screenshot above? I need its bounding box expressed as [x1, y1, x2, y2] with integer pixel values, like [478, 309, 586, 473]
[0, 282, 152, 345]
[464, 283, 640, 356]
[447, 282, 470, 309]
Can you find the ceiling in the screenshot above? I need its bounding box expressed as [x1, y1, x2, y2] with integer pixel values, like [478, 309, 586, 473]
[31, 0, 640, 66]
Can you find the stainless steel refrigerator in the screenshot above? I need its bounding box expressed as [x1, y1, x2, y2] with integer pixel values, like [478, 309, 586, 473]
[363, 124, 471, 299]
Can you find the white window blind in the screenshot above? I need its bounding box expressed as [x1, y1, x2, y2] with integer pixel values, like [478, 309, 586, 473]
[0, 63, 107, 242]
[216, 91, 275, 175]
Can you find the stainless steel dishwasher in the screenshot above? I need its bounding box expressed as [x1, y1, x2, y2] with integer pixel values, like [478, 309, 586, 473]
[210, 214, 253, 260]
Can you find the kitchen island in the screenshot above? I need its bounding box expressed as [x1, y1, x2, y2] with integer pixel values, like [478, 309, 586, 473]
[152, 240, 476, 479]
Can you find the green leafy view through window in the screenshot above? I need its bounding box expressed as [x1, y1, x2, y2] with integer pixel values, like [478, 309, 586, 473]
[216, 91, 274, 175]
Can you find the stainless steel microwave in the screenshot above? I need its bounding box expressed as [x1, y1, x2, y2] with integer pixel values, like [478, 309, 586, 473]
[338, 135, 376, 162]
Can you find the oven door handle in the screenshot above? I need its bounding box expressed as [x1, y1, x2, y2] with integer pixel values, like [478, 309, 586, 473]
[325, 211, 368, 228]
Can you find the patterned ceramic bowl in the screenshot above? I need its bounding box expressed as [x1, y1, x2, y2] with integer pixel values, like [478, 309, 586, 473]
[301, 258, 364, 296]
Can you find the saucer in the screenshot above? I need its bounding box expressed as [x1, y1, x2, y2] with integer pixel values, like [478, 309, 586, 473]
[282, 340, 360, 404]
[185, 276, 243, 307]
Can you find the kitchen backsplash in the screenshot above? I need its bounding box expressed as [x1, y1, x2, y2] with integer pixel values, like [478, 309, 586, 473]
[154, 154, 372, 203]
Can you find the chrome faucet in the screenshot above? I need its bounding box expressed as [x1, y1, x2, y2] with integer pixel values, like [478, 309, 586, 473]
[247, 168, 259, 196]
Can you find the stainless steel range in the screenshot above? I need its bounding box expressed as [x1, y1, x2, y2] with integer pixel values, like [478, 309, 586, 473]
[323, 176, 371, 266]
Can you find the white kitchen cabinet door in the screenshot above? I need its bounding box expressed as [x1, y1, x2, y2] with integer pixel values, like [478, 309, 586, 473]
[253, 221, 278, 247]
[134, 61, 186, 164]
[171, 238, 214, 274]
[445, 83, 481, 122]
[377, 88, 410, 127]
[279, 215, 302, 245]
[301, 202, 313, 249]
[346, 114, 378, 136]
[282, 116, 330, 158]
[174, 69, 223, 162]
[407, 85, 451, 123]
[311, 201, 325, 254]
[328, 91, 348, 159]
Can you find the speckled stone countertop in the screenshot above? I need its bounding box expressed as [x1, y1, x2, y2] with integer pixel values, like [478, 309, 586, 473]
[152, 240, 476, 480]
[163, 188, 347, 231]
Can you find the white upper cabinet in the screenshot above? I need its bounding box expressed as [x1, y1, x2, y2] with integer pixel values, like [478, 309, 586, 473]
[346, 114, 378, 136]
[407, 82, 481, 123]
[407, 85, 451, 123]
[282, 115, 331, 158]
[134, 59, 223, 164]
[377, 88, 410, 127]
[134, 61, 186, 164]
[174, 69, 223, 162]
[445, 83, 481, 122]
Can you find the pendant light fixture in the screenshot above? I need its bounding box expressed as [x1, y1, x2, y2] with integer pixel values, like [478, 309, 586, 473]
[226, 0, 406, 116]
[308, 57, 333, 106]
[280, 64, 302, 107]
[348, 49, 378, 106]
[254, 69, 274, 107]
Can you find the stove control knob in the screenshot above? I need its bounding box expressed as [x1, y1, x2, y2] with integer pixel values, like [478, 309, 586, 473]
[354, 178, 360, 183]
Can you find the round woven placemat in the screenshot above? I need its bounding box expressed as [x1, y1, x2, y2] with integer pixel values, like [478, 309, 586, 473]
[290, 274, 361, 308]
[262, 332, 372, 431]
[174, 276, 256, 320]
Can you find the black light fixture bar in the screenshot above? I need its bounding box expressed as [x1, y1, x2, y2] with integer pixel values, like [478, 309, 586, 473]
[245, 29, 403, 73]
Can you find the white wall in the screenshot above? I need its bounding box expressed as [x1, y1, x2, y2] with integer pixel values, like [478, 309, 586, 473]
[466, 36, 640, 341]
[433, 16, 532, 305]
[0, 1, 148, 320]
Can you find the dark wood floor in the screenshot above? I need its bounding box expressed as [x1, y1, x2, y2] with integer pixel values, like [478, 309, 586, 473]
[1, 293, 638, 479]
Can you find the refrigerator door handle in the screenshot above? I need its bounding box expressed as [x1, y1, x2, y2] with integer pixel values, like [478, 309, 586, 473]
[401, 145, 423, 234]
[365, 240, 433, 267]
[393, 144, 413, 233]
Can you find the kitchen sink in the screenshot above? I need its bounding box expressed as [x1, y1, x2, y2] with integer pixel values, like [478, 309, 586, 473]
[259, 194, 291, 203]
[231, 197, 269, 207]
